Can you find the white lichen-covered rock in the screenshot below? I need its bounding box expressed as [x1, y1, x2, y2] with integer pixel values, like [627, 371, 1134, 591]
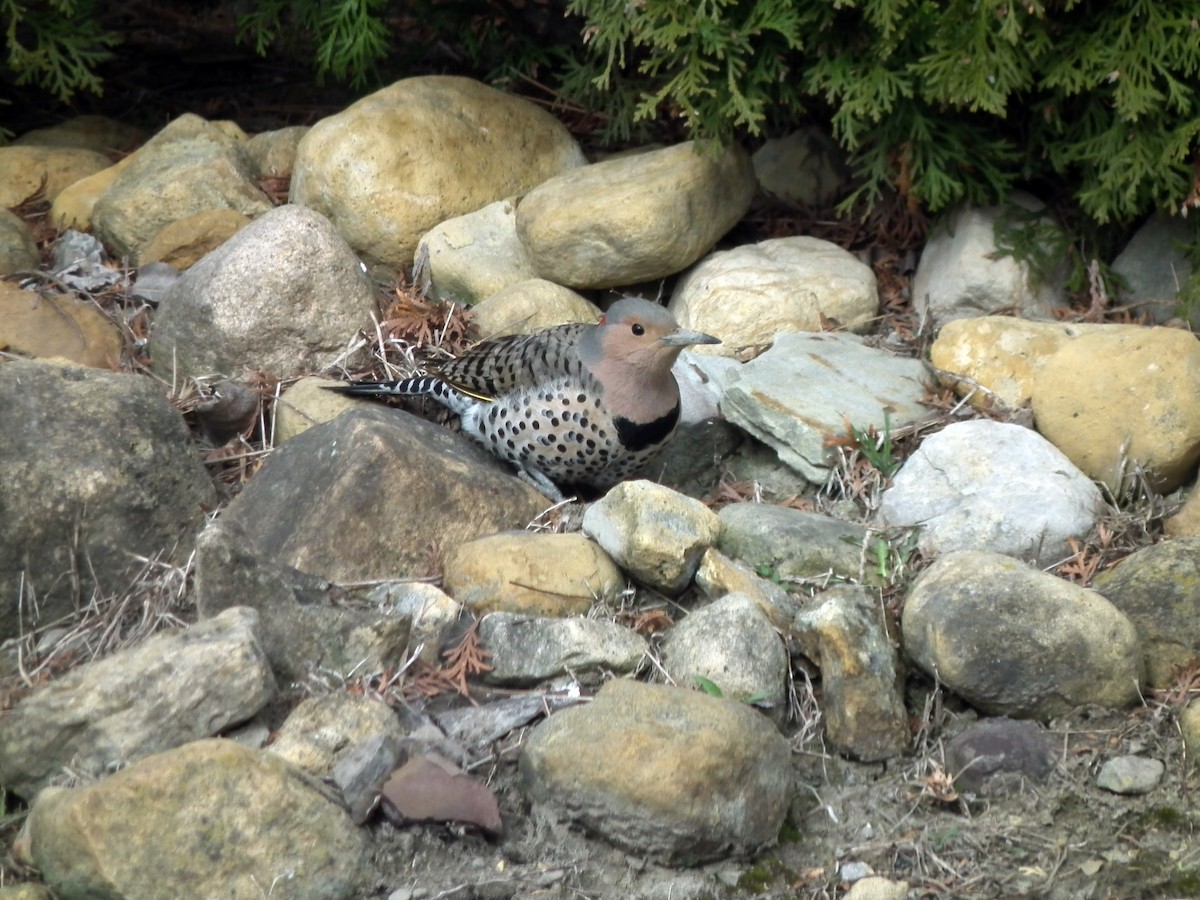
[877, 419, 1103, 566]
[670, 236, 878, 356]
[912, 196, 1067, 326]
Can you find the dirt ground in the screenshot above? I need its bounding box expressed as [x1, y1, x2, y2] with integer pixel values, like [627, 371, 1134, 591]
[363, 689, 1199, 900]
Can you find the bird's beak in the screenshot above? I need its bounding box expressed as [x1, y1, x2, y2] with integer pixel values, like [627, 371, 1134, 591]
[661, 328, 721, 347]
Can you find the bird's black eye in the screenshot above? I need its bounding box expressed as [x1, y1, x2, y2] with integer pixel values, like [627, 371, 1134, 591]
[631, 323, 645, 336]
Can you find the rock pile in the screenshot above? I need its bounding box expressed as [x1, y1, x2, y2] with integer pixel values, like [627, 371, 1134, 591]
[2, 74, 1198, 898]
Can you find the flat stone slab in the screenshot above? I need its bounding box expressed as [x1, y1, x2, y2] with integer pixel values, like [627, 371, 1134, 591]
[720, 332, 930, 481]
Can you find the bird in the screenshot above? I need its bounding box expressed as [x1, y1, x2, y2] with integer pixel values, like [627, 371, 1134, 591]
[325, 297, 720, 502]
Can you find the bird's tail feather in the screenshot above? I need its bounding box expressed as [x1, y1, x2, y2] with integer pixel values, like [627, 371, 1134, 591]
[322, 376, 442, 398]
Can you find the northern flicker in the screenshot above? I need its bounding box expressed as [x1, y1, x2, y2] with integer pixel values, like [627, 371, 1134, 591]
[326, 297, 720, 501]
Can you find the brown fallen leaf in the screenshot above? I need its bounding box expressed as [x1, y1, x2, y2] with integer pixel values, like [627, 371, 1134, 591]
[379, 752, 503, 837]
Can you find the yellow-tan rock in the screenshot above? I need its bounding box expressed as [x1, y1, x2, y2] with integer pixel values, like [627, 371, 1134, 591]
[1182, 700, 1200, 753]
[0, 145, 112, 207]
[930, 316, 1126, 409]
[0, 880, 54, 900]
[443, 532, 624, 616]
[245, 125, 309, 178]
[1165, 487, 1200, 537]
[416, 198, 539, 303]
[693, 547, 806, 633]
[13, 114, 145, 152]
[517, 140, 756, 289]
[267, 694, 401, 775]
[0, 282, 122, 368]
[0, 208, 40, 275]
[471, 279, 600, 339]
[291, 76, 585, 269]
[273, 375, 358, 443]
[519, 679, 793, 863]
[50, 154, 135, 231]
[1031, 327, 1200, 492]
[212, 120, 250, 142]
[91, 114, 272, 263]
[25, 740, 370, 899]
[140, 208, 251, 270]
[1091, 536, 1200, 688]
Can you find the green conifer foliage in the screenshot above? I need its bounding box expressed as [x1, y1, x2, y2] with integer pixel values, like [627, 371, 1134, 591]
[2, 0, 118, 102]
[5, 0, 1200, 228]
[566, 0, 1200, 225]
[238, 0, 390, 88]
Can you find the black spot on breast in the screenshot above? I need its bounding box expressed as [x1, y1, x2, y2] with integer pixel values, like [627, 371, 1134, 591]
[614, 405, 680, 452]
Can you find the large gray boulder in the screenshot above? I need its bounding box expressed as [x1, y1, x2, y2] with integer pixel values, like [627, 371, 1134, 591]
[0, 361, 217, 641]
[151, 204, 378, 379]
